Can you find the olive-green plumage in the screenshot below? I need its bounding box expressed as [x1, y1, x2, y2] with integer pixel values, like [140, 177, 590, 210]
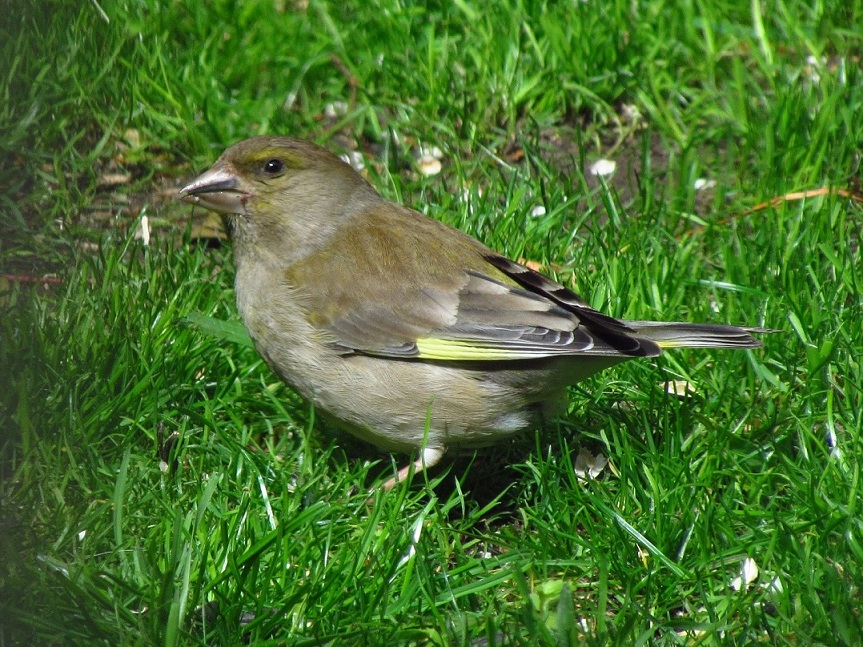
[179, 136, 769, 489]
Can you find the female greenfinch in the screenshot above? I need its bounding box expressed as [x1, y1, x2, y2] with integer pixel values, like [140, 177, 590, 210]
[179, 136, 768, 490]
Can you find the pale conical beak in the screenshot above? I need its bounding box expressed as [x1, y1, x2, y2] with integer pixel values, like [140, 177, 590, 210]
[178, 167, 249, 215]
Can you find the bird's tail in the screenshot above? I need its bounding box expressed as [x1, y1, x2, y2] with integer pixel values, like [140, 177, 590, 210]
[625, 321, 773, 349]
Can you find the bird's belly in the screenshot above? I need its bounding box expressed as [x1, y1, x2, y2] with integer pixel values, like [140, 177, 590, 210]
[249, 324, 568, 453]
[275, 350, 565, 454]
[236, 270, 617, 455]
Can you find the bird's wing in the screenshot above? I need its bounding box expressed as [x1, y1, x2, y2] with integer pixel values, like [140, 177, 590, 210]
[284, 206, 660, 360]
[407, 267, 660, 359]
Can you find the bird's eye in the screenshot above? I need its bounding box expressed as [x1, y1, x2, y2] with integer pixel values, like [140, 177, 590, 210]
[263, 158, 284, 174]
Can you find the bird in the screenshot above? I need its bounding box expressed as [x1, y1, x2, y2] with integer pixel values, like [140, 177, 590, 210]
[178, 135, 769, 491]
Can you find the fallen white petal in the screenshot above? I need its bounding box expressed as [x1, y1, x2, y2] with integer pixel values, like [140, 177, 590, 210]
[589, 159, 616, 178]
[731, 557, 759, 591]
[765, 576, 783, 595]
[323, 101, 348, 118]
[664, 380, 696, 397]
[574, 448, 608, 482]
[340, 151, 365, 172]
[419, 145, 443, 159]
[139, 214, 150, 246]
[418, 155, 442, 176]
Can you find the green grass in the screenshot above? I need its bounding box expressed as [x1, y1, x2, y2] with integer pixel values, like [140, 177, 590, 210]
[2, 0, 862, 644]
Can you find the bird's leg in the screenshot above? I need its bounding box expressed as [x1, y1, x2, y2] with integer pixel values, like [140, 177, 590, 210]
[380, 445, 446, 491]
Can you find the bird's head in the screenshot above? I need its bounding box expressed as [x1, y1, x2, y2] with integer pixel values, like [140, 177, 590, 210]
[178, 136, 377, 258]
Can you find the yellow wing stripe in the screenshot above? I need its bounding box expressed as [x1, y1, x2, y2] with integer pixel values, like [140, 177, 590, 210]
[414, 337, 556, 361]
